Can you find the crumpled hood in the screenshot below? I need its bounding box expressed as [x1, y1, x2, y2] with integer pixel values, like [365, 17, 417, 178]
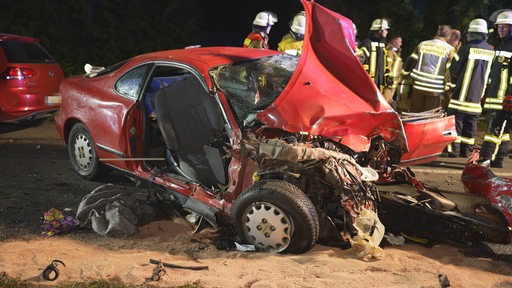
[257, 0, 406, 152]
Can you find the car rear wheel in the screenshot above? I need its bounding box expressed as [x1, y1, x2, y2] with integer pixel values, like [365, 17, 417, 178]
[68, 123, 105, 180]
[232, 180, 319, 254]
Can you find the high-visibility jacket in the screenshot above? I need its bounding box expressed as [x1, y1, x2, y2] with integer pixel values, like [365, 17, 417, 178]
[403, 37, 456, 94]
[483, 37, 512, 111]
[277, 33, 303, 56]
[448, 40, 494, 115]
[385, 44, 402, 89]
[243, 32, 269, 49]
[360, 36, 387, 90]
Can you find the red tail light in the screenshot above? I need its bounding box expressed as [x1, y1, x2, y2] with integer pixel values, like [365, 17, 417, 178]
[2, 67, 36, 80]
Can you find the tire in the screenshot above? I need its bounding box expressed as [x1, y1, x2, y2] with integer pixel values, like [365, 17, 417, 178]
[232, 180, 320, 254]
[68, 123, 106, 180]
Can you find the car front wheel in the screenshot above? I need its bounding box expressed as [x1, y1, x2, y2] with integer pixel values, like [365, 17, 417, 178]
[68, 123, 106, 180]
[232, 180, 319, 254]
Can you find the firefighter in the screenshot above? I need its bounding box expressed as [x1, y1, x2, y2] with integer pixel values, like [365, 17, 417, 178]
[479, 11, 512, 168]
[402, 25, 457, 112]
[278, 11, 306, 56]
[243, 11, 278, 49]
[383, 36, 403, 105]
[360, 18, 389, 91]
[445, 19, 494, 158]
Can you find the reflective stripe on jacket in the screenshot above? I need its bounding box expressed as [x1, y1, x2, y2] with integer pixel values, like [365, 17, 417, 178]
[403, 38, 455, 93]
[243, 32, 269, 49]
[448, 40, 494, 115]
[277, 33, 303, 56]
[361, 37, 386, 89]
[483, 37, 512, 111]
[386, 45, 402, 89]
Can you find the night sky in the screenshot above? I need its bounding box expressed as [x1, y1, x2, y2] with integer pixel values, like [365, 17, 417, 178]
[201, 1, 304, 48]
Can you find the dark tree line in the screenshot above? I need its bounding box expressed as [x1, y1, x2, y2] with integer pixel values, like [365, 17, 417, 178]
[0, 0, 509, 76]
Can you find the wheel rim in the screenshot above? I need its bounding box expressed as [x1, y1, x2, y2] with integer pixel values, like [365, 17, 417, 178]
[73, 133, 93, 171]
[242, 202, 293, 252]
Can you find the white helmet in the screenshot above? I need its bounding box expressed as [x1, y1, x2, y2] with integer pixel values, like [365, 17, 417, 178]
[495, 11, 512, 25]
[253, 11, 278, 27]
[467, 18, 488, 33]
[370, 18, 390, 31]
[290, 12, 306, 35]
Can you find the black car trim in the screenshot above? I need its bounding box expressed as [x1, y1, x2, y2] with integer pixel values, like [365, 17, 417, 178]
[96, 143, 124, 158]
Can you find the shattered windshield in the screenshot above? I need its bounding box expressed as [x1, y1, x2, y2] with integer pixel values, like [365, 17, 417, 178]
[212, 54, 298, 125]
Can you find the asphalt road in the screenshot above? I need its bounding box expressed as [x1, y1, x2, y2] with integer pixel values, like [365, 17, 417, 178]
[0, 121, 143, 239]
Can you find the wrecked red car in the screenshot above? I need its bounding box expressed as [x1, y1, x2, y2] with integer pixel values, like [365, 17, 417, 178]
[56, 1, 470, 253]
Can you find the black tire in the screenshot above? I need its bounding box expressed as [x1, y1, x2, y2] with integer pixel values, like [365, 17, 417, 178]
[232, 180, 319, 254]
[68, 123, 106, 180]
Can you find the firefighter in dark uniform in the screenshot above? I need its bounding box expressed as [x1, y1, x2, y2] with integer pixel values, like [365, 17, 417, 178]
[480, 11, 512, 168]
[445, 19, 494, 158]
[243, 11, 278, 49]
[360, 19, 389, 92]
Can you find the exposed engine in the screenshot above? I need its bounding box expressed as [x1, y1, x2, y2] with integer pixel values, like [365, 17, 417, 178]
[244, 127, 385, 254]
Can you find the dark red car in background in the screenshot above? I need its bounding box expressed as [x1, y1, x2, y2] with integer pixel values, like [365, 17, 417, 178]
[0, 34, 63, 124]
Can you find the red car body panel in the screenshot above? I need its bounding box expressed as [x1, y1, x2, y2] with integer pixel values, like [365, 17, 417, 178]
[399, 115, 457, 165]
[260, 2, 406, 153]
[0, 34, 64, 122]
[462, 159, 512, 229]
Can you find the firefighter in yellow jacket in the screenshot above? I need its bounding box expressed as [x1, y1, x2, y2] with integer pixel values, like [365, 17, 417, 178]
[383, 36, 403, 105]
[278, 12, 305, 56]
[402, 25, 457, 112]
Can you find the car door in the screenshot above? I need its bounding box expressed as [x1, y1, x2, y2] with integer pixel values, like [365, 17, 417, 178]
[105, 63, 153, 171]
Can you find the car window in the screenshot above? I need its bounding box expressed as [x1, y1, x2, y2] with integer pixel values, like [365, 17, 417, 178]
[115, 63, 151, 100]
[212, 54, 298, 125]
[0, 40, 56, 63]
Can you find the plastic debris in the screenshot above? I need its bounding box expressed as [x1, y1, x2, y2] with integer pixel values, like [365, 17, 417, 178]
[384, 233, 405, 246]
[349, 208, 385, 261]
[235, 242, 256, 252]
[41, 208, 78, 237]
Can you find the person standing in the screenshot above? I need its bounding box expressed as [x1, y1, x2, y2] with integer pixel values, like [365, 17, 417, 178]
[360, 19, 389, 92]
[444, 29, 463, 108]
[402, 25, 457, 112]
[445, 19, 494, 158]
[277, 11, 306, 56]
[383, 36, 403, 105]
[479, 11, 512, 168]
[448, 29, 462, 51]
[243, 11, 278, 49]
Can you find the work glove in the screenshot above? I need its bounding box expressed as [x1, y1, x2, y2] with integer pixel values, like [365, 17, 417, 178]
[503, 95, 512, 113]
[385, 74, 394, 87]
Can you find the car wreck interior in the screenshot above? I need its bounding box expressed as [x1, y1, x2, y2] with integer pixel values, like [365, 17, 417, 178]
[143, 66, 229, 188]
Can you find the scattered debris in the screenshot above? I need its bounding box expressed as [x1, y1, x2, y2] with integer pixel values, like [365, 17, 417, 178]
[235, 242, 256, 252]
[349, 208, 385, 261]
[438, 272, 451, 287]
[41, 208, 78, 236]
[76, 184, 156, 237]
[42, 260, 65, 281]
[146, 262, 166, 283]
[383, 233, 405, 246]
[149, 259, 209, 271]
